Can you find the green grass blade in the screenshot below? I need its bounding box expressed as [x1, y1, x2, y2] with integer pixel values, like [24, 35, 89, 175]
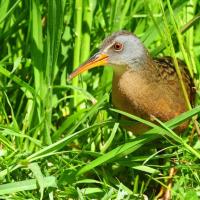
[0, 176, 57, 195]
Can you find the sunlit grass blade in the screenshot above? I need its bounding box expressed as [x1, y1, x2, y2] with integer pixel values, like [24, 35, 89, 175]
[159, 0, 192, 109]
[28, 163, 45, 199]
[72, 0, 83, 107]
[0, 176, 56, 195]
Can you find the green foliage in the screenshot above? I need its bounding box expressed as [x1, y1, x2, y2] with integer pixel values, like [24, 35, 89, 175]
[0, 0, 200, 199]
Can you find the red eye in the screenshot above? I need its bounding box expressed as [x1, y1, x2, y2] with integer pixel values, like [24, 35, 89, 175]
[113, 42, 123, 51]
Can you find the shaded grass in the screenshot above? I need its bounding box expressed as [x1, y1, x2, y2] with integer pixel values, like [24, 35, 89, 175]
[0, 0, 200, 199]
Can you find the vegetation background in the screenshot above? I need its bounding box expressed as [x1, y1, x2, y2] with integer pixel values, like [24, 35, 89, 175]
[0, 0, 200, 199]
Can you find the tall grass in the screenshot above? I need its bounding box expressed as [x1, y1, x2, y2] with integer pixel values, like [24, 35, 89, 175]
[0, 0, 200, 199]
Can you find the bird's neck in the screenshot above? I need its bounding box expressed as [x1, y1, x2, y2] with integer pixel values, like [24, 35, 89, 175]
[111, 57, 158, 121]
[113, 56, 154, 78]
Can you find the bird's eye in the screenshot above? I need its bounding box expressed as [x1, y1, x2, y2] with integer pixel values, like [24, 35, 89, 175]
[113, 42, 123, 51]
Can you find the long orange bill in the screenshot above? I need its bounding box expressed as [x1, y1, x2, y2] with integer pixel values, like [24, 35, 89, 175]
[69, 52, 109, 80]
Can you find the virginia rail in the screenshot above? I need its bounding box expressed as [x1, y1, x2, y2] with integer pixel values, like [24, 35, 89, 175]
[69, 31, 194, 134]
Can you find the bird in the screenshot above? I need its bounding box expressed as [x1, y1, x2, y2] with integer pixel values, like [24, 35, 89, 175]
[69, 31, 195, 134]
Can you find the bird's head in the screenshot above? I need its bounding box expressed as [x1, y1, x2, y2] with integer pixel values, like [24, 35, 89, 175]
[69, 31, 148, 79]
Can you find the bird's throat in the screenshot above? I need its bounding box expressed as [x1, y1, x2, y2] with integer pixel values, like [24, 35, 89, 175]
[112, 65, 128, 76]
